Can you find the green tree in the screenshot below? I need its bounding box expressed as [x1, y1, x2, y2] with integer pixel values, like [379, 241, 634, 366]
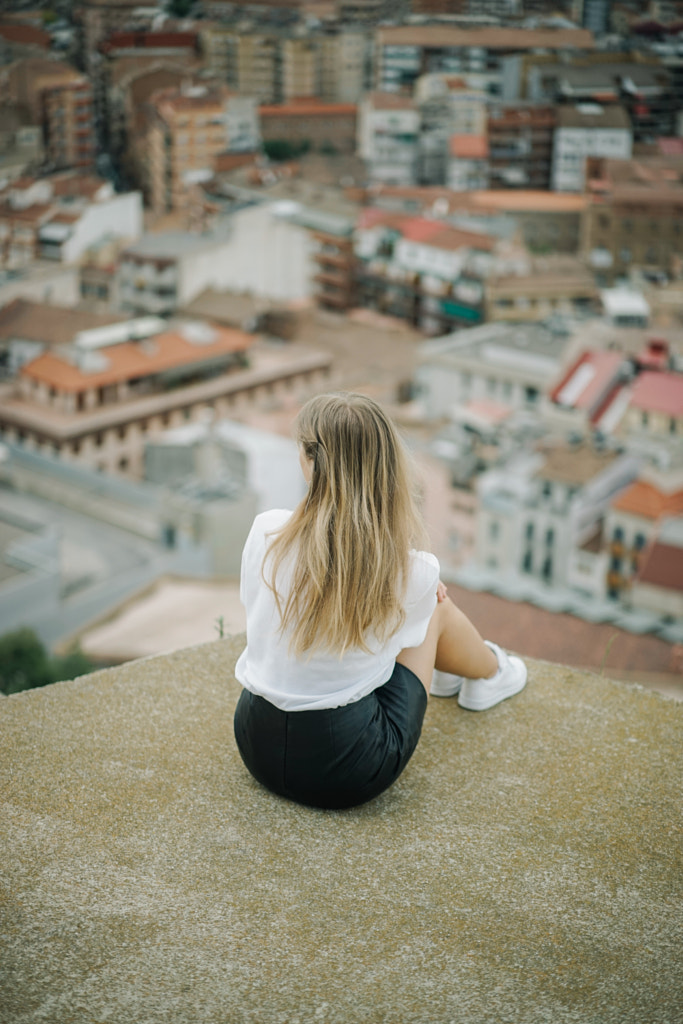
[0, 628, 93, 696]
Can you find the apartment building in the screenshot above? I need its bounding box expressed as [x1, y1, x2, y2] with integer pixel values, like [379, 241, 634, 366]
[583, 155, 683, 283]
[319, 30, 369, 104]
[355, 209, 498, 333]
[474, 440, 638, 592]
[43, 76, 97, 173]
[551, 104, 632, 192]
[375, 25, 594, 96]
[225, 32, 280, 104]
[0, 316, 332, 478]
[144, 84, 260, 213]
[357, 93, 420, 186]
[73, 0, 145, 72]
[487, 104, 556, 190]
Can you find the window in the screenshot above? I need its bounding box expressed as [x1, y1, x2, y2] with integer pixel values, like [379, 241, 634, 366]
[524, 386, 539, 407]
[545, 527, 554, 547]
[525, 522, 534, 540]
[489, 521, 500, 540]
[522, 549, 533, 573]
[612, 526, 624, 542]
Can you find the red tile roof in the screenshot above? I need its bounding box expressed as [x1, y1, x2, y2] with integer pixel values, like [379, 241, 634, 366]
[21, 324, 255, 393]
[400, 217, 446, 244]
[612, 481, 683, 520]
[629, 371, 683, 417]
[637, 541, 683, 591]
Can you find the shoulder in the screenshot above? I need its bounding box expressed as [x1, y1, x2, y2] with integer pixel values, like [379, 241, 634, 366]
[407, 549, 440, 596]
[250, 509, 293, 535]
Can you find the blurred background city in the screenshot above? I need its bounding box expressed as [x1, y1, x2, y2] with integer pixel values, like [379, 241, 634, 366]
[0, 0, 682, 698]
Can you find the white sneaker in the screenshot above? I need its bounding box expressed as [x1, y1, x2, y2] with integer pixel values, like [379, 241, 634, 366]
[457, 642, 527, 712]
[430, 670, 464, 697]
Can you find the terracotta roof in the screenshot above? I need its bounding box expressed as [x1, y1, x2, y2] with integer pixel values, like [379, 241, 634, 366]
[636, 541, 683, 591]
[426, 225, 496, 253]
[612, 481, 683, 520]
[0, 299, 126, 346]
[449, 135, 489, 159]
[629, 371, 683, 417]
[400, 217, 446, 244]
[21, 324, 255, 393]
[0, 22, 50, 48]
[260, 103, 356, 117]
[362, 186, 587, 214]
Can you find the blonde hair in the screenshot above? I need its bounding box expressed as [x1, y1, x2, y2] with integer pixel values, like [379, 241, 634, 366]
[265, 392, 427, 657]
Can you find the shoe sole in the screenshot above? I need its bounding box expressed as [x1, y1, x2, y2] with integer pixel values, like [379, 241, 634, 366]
[457, 657, 527, 711]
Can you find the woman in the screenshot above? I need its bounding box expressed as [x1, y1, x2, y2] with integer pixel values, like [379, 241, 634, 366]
[234, 392, 526, 809]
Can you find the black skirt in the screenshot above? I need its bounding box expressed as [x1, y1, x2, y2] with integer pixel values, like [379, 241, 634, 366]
[233, 662, 428, 810]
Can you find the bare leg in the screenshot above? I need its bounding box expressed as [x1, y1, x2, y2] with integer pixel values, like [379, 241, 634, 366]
[396, 595, 497, 697]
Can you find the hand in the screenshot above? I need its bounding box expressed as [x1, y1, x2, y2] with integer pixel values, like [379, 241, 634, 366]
[436, 580, 448, 603]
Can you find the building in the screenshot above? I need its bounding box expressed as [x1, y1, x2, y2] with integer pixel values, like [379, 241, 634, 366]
[375, 24, 595, 96]
[355, 209, 497, 333]
[318, 29, 370, 104]
[447, 134, 489, 191]
[415, 321, 571, 421]
[260, 101, 357, 155]
[357, 93, 420, 186]
[484, 258, 598, 322]
[43, 75, 97, 173]
[487, 104, 557, 190]
[0, 316, 332, 478]
[73, 0, 146, 73]
[583, 155, 683, 284]
[551, 104, 632, 192]
[309, 215, 356, 313]
[631, 518, 683, 619]
[0, 107, 43, 187]
[416, 74, 488, 186]
[6, 58, 82, 123]
[474, 439, 638, 593]
[143, 84, 260, 213]
[605, 474, 683, 601]
[225, 31, 280, 104]
[0, 173, 142, 271]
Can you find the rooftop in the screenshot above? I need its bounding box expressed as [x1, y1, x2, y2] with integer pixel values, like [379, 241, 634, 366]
[613, 480, 683, 520]
[0, 299, 126, 347]
[535, 441, 618, 486]
[22, 323, 255, 393]
[1, 637, 680, 1023]
[378, 25, 595, 49]
[629, 370, 683, 417]
[555, 104, 632, 130]
[449, 134, 489, 159]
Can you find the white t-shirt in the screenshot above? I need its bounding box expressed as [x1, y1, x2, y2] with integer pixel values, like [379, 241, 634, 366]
[234, 509, 440, 711]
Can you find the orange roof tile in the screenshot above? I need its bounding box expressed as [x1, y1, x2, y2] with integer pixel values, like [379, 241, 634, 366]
[21, 324, 255, 393]
[612, 481, 683, 520]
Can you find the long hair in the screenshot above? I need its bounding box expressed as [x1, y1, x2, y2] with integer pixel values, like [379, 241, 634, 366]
[264, 392, 427, 656]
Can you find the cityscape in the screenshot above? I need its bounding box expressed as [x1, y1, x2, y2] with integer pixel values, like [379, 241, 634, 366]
[0, 0, 682, 698]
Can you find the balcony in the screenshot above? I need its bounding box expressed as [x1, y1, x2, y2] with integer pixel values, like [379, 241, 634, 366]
[1, 637, 680, 1022]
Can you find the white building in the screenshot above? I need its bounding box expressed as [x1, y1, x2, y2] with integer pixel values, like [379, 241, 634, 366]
[474, 440, 639, 594]
[118, 202, 315, 315]
[357, 92, 420, 186]
[551, 104, 632, 192]
[39, 190, 143, 264]
[415, 322, 571, 422]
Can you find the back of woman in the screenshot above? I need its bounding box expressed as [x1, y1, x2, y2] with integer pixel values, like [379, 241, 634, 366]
[234, 392, 527, 809]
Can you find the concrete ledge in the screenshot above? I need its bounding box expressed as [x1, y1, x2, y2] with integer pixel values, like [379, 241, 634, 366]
[1, 638, 681, 1024]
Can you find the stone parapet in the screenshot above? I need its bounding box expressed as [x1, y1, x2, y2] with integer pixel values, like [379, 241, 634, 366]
[1, 638, 681, 1023]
